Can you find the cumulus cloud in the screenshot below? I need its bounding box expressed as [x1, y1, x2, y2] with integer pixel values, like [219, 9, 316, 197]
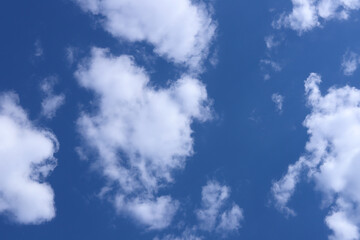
[196, 181, 243, 234]
[74, 0, 216, 70]
[275, 0, 360, 32]
[0, 92, 58, 224]
[76, 48, 212, 230]
[272, 93, 284, 113]
[342, 51, 360, 76]
[272, 73, 360, 239]
[40, 77, 65, 119]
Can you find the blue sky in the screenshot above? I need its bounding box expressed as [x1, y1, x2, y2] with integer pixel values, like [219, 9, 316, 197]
[2, 0, 360, 239]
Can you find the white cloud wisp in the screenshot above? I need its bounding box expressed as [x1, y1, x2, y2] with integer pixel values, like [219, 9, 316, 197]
[272, 93, 284, 113]
[40, 77, 65, 119]
[342, 51, 360, 76]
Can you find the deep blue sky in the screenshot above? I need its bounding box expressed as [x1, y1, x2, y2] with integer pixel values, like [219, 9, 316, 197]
[2, 0, 360, 239]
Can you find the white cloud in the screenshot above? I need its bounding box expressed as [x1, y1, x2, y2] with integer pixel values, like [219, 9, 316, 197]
[196, 181, 230, 231]
[272, 93, 284, 113]
[196, 181, 243, 233]
[76, 48, 212, 230]
[0, 92, 58, 224]
[217, 204, 244, 232]
[155, 181, 243, 239]
[115, 195, 179, 230]
[74, 0, 216, 70]
[342, 51, 360, 76]
[275, 0, 360, 32]
[272, 73, 360, 239]
[40, 77, 65, 119]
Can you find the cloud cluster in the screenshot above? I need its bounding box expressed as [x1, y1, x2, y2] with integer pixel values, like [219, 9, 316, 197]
[0, 92, 58, 224]
[196, 181, 243, 233]
[156, 181, 243, 240]
[275, 0, 360, 32]
[40, 77, 65, 119]
[272, 73, 360, 239]
[76, 48, 212, 229]
[75, 0, 216, 70]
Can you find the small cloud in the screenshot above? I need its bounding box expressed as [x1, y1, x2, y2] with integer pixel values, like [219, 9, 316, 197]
[273, 0, 360, 33]
[271, 93, 284, 113]
[264, 74, 271, 81]
[40, 77, 65, 119]
[65, 47, 78, 65]
[341, 51, 359, 76]
[196, 181, 243, 234]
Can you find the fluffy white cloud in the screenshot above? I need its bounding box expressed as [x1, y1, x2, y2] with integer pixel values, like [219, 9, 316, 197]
[0, 92, 58, 224]
[40, 77, 65, 119]
[196, 181, 243, 233]
[275, 0, 360, 32]
[74, 0, 216, 70]
[272, 73, 360, 239]
[76, 48, 212, 229]
[342, 51, 360, 76]
[272, 93, 284, 113]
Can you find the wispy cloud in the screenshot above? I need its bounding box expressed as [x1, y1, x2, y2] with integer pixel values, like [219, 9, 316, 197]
[342, 51, 360, 76]
[272, 73, 360, 239]
[40, 77, 65, 119]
